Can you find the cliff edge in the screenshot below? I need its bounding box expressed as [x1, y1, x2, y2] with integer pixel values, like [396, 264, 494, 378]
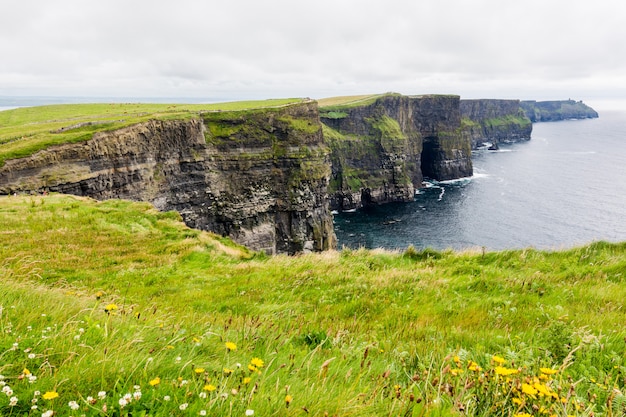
[0, 102, 336, 255]
[460, 99, 532, 149]
[520, 100, 599, 122]
[320, 94, 473, 211]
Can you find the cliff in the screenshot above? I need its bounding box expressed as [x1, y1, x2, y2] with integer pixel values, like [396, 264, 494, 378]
[460, 99, 532, 149]
[520, 100, 599, 122]
[320, 94, 473, 211]
[0, 102, 336, 255]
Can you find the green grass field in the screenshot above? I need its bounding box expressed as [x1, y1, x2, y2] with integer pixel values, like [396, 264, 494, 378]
[1, 194, 626, 416]
[0, 99, 303, 167]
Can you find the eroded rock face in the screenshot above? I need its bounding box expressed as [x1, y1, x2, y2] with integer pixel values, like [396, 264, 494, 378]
[322, 95, 473, 211]
[520, 100, 599, 122]
[0, 102, 336, 255]
[460, 99, 532, 149]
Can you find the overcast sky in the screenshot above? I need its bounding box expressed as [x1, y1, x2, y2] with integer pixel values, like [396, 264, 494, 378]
[1, 0, 625, 109]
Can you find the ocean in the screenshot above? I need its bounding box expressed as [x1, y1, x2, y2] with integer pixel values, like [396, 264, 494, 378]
[334, 111, 626, 251]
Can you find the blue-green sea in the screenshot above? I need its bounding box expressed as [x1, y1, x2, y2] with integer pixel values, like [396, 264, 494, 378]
[334, 111, 626, 251]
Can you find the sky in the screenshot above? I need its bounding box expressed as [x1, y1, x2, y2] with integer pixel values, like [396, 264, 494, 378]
[2, 0, 625, 109]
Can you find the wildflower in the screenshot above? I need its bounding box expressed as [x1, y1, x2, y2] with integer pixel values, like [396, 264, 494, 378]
[69, 400, 79, 410]
[245, 410, 255, 416]
[243, 377, 251, 384]
[250, 358, 264, 368]
[166, 345, 174, 349]
[28, 353, 36, 359]
[450, 368, 464, 376]
[494, 366, 519, 376]
[42, 391, 59, 400]
[512, 397, 523, 405]
[540, 367, 559, 375]
[133, 391, 142, 401]
[96, 291, 104, 299]
[224, 368, 233, 375]
[225, 341, 237, 351]
[514, 414, 532, 417]
[149, 377, 161, 386]
[467, 360, 481, 371]
[200, 410, 207, 416]
[203, 384, 217, 392]
[42, 410, 53, 417]
[199, 392, 207, 399]
[492, 355, 506, 364]
[194, 367, 205, 374]
[164, 395, 171, 401]
[285, 394, 293, 407]
[453, 355, 461, 364]
[9, 396, 18, 406]
[98, 391, 107, 400]
[193, 337, 201, 344]
[175, 356, 182, 363]
[521, 383, 538, 397]
[3, 386, 14, 396]
[104, 303, 118, 313]
[23, 367, 31, 375]
[87, 396, 95, 404]
[119, 397, 128, 408]
[180, 403, 189, 410]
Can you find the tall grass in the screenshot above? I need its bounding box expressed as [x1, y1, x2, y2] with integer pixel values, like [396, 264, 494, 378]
[1, 195, 625, 415]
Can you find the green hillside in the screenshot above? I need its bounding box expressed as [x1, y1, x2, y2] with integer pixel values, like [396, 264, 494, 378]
[0, 99, 303, 166]
[1, 194, 625, 416]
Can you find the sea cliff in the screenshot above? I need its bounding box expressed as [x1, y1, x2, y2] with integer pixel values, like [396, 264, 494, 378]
[460, 99, 532, 149]
[520, 100, 599, 122]
[0, 101, 336, 255]
[321, 94, 473, 211]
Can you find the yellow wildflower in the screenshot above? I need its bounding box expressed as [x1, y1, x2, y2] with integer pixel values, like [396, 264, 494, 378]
[514, 414, 532, 417]
[203, 384, 217, 392]
[225, 342, 237, 351]
[450, 368, 464, 376]
[453, 355, 461, 364]
[521, 383, 538, 397]
[495, 366, 519, 376]
[223, 368, 233, 375]
[165, 345, 174, 350]
[95, 291, 104, 299]
[492, 355, 506, 364]
[104, 303, 118, 314]
[468, 360, 481, 371]
[22, 368, 31, 375]
[243, 377, 252, 384]
[194, 367, 205, 374]
[149, 377, 161, 386]
[285, 394, 293, 407]
[248, 364, 257, 372]
[250, 358, 264, 368]
[42, 391, 59, 400]
[540, 367, 558, 375]
[512, 397, 523, 406]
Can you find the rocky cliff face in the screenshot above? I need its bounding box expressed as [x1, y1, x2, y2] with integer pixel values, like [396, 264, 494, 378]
[0, 102, 336, 255]
[460, 99, 532, 149]
[520, 100, 599, 122]
[321, 94, 473, 211]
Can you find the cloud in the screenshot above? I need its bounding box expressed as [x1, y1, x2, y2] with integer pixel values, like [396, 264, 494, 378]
[1, 0, 625, 103]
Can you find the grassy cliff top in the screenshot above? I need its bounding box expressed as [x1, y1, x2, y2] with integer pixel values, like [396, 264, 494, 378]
[1, 194, 626, 415]
[0, 98, 305, 166]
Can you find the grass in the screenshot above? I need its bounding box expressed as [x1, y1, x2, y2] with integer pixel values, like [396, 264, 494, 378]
[0, 99, 304, 167]
[2, 194, 626, 416]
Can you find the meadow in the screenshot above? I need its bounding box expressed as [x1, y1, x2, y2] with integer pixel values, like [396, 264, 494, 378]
[0, 99, 302, 167]
[1, 194, 625, 416]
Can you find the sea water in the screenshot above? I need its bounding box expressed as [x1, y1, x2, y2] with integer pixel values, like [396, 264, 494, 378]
[334, 111, 626, 251]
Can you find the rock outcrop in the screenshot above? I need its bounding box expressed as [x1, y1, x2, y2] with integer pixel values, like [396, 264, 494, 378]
[520, 100, 599, 122]
[0, 102, 336, 255]
[460, 99, 532, 149]
[321, 94, 473, 211]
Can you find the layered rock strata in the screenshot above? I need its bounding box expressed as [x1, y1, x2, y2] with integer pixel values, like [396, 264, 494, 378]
[0, 102, 336, 255]
[520, 100, 599, 122]
[460, 99, 532, 149]
[321, 94, 473, 211]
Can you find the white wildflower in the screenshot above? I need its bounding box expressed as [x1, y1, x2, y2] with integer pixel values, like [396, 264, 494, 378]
[69, 400, 79, 410]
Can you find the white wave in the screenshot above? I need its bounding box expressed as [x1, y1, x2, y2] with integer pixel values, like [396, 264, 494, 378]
[438, 187, 445, 201]
[342, 208, 357, 213]
[438, 176, 473, 185]
[331, 210, 339, 215]
[471, 172, 489, 180]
